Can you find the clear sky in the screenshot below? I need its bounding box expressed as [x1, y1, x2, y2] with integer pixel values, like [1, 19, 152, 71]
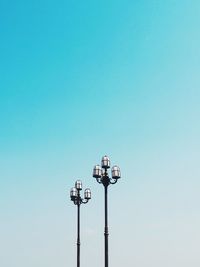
[0, 0, 200, 266]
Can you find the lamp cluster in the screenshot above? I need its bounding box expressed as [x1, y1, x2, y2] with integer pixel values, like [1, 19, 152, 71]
[69, 155, 121, 267]
[70, 180, 91, 205]
[93, 155, 121, 186]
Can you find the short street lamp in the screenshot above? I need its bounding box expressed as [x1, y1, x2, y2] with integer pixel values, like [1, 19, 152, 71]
[93, 156, 121, 267]
[70, 180, 91, 267]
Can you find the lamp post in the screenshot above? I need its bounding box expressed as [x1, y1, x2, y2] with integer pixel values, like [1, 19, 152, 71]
[93, 156, 121, 267]
[70, 180, 91, 267]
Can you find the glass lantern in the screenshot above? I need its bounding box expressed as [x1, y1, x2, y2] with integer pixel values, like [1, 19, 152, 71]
[101, 155, 110, 169]
[93, 165, 102, 178]
[75, 180, 82, 190]
[84, 188, 91, 200]
[70, 187, 78, 200]
[111, 165, 121, 179]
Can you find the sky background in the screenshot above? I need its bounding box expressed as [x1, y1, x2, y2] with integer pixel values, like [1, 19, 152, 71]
[0, 0, 200, 266]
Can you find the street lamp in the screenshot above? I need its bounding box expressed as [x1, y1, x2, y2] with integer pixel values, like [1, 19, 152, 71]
[93, 156, 121, 267]
[70, 180, 91, 267]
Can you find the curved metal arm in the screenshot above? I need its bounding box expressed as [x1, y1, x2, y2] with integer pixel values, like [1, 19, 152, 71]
[96, 178, 102, 184]
[81, 199, 89, 204]
[73, 199, 79, 205]
[110, 178, 118, 184]
[72, 197, 90, 205]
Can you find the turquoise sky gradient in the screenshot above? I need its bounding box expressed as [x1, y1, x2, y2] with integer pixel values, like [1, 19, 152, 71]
[1, 1, 200, 266]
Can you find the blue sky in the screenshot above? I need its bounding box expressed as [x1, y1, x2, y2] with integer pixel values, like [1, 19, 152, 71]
[0, 1, 200, 266]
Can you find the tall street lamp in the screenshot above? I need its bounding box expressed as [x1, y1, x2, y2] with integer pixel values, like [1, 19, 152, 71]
[93, 156, 121, 267]
[70, 180, 91, 267]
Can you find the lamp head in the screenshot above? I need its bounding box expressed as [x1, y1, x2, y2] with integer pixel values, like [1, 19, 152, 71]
[70, 187, 77, 200]
[93, 165, 102, 178]
[84, 188, 91, 200]
[111, 165, 121, 179]
[75, 180, 82, 190]
[101, 155, 110, 169]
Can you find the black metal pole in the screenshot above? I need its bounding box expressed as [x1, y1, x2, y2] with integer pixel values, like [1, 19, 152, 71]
[77, 196, 80, 267]
[104, 185, 109, 267]
[70, 182, 91, 267]
[93, 157, 120, 267]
